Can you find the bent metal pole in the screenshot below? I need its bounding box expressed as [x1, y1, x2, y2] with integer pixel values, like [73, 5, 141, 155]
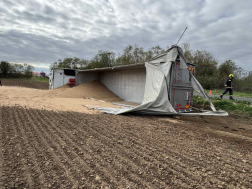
[176, 27, 188, 45]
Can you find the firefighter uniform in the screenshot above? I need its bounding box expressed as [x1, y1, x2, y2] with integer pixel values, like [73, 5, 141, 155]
[220, 74, 234, 100]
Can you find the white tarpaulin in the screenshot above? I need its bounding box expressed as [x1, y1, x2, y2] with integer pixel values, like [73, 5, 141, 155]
[100, 45, 228, 116]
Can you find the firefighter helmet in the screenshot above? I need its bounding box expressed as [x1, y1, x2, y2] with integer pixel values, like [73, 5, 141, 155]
[229, 74, 234, 78]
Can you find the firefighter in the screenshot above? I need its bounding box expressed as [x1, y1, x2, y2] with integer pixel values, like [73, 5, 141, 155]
[0, 78, 2, 86]
[220, 74, 234, 100]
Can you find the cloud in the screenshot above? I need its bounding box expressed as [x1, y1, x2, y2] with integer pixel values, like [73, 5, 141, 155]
[0, 0, 252, 72]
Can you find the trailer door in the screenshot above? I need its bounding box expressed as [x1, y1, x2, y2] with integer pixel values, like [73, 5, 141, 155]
[53, 70, 64, 89]
[169, 61, 194, 112]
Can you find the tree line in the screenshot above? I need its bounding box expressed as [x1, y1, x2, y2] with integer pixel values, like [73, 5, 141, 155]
[49, 45, 167, 70]
[182, 43, 252, 92]
[0, 61, 34, 78]
[50, 43, 252, 92]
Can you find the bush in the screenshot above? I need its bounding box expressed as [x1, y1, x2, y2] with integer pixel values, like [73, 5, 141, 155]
[213, 100, 237, 111]
[193, 95, 252, 117]
[196, 75, 219, 89]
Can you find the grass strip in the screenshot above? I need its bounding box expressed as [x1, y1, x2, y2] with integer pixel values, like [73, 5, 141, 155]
[193, 95, 252, 117]
[204, 89, 252, 98]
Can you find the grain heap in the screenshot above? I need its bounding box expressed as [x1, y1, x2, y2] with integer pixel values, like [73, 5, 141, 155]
[52, 81, 122, 102]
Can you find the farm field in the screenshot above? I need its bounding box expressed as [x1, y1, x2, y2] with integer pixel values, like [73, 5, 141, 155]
[1, 78, 49, 90]
[0, 81, 252, 188]
[1, 106, 252, 188]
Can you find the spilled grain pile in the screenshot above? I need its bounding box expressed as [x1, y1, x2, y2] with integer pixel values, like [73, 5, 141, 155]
[52, 81, 122, 102]
[53, 84, 71, 90]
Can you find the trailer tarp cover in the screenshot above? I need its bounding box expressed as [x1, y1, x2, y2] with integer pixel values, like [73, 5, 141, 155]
[99, 45, 228, 116]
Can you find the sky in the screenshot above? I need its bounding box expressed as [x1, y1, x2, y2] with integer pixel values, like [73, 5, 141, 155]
[0, 0, 252, 74]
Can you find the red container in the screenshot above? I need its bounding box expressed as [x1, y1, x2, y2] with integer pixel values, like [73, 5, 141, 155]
[69, 78, 75, 86]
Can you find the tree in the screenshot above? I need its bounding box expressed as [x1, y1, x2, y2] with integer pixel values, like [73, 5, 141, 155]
[191, 50, 218, 76]
[49, 57, 89, 71]
[0, 61, 11, 78]
[181, 43, 219, 89]
[181, 43, 193, 63]
[150, 45, 165, 57]
[218, 60, 237, 77]
[132, 45, 144, 63]
[86, 51, 115, 69]
[23, 63, 34, 78]
[97, 50, 115, 67]
[116, 45, 166, 65]
[12, 63, 24, 73]
[181, 43, 218, 76]
[78, 59, 89, 69]
[50, 61, 60, 71]
[120, 45, 134, 65]
[144, 50, 154, 62]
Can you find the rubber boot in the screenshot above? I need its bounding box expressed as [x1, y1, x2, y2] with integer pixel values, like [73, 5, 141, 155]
[229, 96, 234, 100]
[220, 94, 223, 99]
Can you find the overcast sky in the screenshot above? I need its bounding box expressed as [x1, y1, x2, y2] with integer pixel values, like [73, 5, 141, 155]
[0, 0, 251, 74]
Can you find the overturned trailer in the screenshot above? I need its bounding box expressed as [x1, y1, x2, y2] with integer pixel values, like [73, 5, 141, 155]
[49, 68, 77, 89]
[76, 45, 227, 116]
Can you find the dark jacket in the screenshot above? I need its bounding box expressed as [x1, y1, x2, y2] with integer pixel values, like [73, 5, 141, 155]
[225, 78, 233, 88]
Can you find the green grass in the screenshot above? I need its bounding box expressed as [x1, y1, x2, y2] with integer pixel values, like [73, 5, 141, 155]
[193, 95, 252, 117]
[32, 76, 49, 82]
[204, 89, 252, 98]
[2, 76, 49, 83]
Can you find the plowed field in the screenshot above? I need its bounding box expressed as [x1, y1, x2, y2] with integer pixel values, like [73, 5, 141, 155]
[1, 106, 252, 189]
[1, 79, 49, 90]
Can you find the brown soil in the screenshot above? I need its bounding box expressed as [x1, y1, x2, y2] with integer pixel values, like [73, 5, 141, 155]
[1, 82, 252, 188]
[1, 79, 49, 90]
[0, 106, 251, 188]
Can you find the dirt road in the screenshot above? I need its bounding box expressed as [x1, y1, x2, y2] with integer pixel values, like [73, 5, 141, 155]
[1, 106, 251, 188]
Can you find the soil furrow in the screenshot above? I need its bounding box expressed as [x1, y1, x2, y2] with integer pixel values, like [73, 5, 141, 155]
[59, 113, 248, 188]
[35, 109, 119, 188]
[106, 128, 247, 187]
[54, 112, 175, 188]
[23, 108, 79, 188]
[116, 117, 251, 170]
[1, 106, 252, 188]
[0, 107, 9, 188]
[37, 107, 158, 188]
[18, 106, 68, 188]
[37, 109, 169, 188]
[16, 106, 66, 188]
[2, 106, 35, 188]
[13, 107, 45, 188]
[0, 107, 4, 188]
[91, 114, 251, 186]
[113, 119, 251, 187]
[53, 112, 202, 188]
[31, 108, 120, 188]
[81, 122, 222, 188]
